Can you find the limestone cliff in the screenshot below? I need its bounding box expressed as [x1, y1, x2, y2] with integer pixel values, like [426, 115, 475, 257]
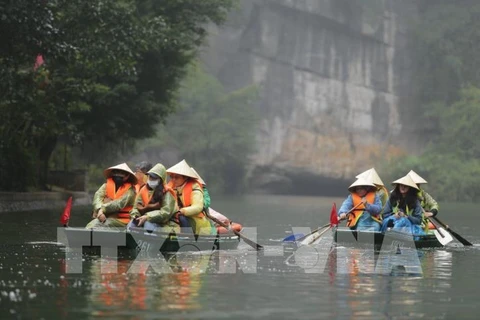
[202, 0, 419, 194]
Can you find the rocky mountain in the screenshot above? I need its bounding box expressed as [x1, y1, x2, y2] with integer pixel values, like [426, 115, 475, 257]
[202, 0, 420, 194]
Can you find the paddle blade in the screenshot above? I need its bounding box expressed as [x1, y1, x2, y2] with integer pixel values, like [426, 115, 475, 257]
[283, 233, 305, 242]
[60, 196, 72, 226]
[302, 226, 332, 246]
[330, 203, 338, 227]
[433, 227, 454, 246]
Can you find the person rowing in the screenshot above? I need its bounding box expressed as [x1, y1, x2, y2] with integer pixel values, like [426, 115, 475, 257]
[337, 177, 383, 231]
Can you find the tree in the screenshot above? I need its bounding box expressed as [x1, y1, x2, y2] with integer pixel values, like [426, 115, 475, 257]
[413, 1, 480, 137]
[391, 1, 480, 201]
[0, 0, 236, 191]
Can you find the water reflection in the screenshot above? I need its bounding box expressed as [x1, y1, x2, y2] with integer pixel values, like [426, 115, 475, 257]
[1, 196, 478, 320]
[80, 251, 216, 317]
[321, 247, 454, 319]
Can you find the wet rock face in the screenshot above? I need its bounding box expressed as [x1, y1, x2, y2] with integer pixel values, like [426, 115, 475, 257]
[203, 0, 419, 193]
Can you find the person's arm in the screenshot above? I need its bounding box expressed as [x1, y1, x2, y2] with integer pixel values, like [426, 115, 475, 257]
[180, 187, 204, 217]
[147, 192, 177, 224]
[365, 194, 382, 215]
[407, 201, 423, 225]
[92, 184, 107, 215]
[102, 187, 136, 216]
[338, 195, 353, 220]
[129, 192, 144, 218]
[423, 191, 439, 216]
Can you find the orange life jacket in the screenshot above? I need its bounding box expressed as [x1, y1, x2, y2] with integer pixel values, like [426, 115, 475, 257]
[346, 192, 381, 228]
[177, 180, 205, 218]
[135, 183, 145, 194]
[138, 184, 177, 208]
[106, 178, 133, 223]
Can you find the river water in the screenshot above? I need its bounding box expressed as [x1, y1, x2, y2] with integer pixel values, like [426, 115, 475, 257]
[0, 194, 479, 319]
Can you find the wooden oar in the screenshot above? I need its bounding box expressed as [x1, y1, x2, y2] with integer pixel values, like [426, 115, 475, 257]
[426, 216, 453, 246]
[284, 223, 330, 243]
[432, 216, 472, 246]
[301, 223, 334, 246]
[204, 209, 263, 251]
[294, 202, 363, 244]
[283, 202, 338, 242]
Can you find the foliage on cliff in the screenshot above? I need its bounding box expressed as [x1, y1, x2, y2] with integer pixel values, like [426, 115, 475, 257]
[136, 63, 259, 194]
[0, 0, 235, 191]
[388, 1, 480, 201]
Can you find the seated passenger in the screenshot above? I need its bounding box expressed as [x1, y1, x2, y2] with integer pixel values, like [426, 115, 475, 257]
[381, 175, 424, 235]
[167, 160, 214, 235]
[134, 161, 153, 193]
[338, 177, 383, 231]
[407, 170, 439, 219]
[86, 163, 137, 228]
[356, 168, 389, 208]
[128, 163, 179, 233]
[190, 167, 211, 210]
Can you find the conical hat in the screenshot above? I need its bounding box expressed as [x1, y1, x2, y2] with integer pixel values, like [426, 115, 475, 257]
[166, 159, 198, 179]
[392, 175, 419, 190]
[103, 163, 137, 184]
[348, 177, 376, 192]
[190, 167, 206, 185]
[408, 170, 428, 184]
[355, 168, 384, 186]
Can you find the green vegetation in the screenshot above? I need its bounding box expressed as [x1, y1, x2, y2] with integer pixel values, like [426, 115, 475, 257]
[137, 63, 260, 194]
[0, 0, 236, 191]
[383, 1, 480, 201]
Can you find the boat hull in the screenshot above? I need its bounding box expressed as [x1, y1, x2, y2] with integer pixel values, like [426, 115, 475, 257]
[334, 227, 444, 249]
[60, 227, 241, 254]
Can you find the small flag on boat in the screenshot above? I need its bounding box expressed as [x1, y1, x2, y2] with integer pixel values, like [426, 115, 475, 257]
[330, 203, 338, 227]
[60, 196, 72, 227]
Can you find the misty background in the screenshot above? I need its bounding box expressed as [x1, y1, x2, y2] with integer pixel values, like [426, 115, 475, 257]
[2, 0, 480, 201]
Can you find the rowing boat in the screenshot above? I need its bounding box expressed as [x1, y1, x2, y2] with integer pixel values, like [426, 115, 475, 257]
[59, 227, 241, 254]
[333, 227, 443, 249]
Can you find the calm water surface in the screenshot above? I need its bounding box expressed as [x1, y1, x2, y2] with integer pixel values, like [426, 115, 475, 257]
[0, 194, 479, 319]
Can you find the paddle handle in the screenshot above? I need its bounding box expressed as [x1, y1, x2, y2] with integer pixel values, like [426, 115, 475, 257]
[427, 217, 445, 237]
[338, 201, 364, 221]
[432, 216, 473, 246]
[205, 209, 263, 250]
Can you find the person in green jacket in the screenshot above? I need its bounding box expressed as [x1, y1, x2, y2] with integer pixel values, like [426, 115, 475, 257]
[86, 163, 137, 228]
[407, 170, 439, 218]
[190, 167, 211, 210]
[129, 163, 178, 233]
[166, 159, 214, 236]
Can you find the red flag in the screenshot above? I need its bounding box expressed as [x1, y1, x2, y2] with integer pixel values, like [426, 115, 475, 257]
[330, 203, 338, 227]
[60, 196, 72, 226]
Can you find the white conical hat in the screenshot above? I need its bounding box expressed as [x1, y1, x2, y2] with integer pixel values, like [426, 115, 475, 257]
[166, 159, 198, 179]
[355, 168, 384, 186]
[408, 170, 428, 184]
[348, 177, 376, 192]
[190, 167, 206, 185]
[103, 163, 137, 184]
[392, 175, 419, 190]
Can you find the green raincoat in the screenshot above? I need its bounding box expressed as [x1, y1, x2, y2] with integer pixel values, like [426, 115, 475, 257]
[130, 163, 179, 233]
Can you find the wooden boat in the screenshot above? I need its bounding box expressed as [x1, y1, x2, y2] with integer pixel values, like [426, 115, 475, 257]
[59, 227, 241, 254]
[333, 227, 444, 249]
